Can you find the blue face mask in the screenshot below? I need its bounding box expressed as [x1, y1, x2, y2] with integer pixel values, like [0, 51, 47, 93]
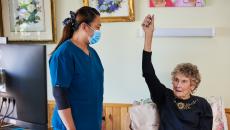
[87, 25, 101, 45]
[90, 30, 101, 45]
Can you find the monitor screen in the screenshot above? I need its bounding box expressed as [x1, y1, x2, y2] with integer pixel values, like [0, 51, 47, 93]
[0, 44, 47, 129]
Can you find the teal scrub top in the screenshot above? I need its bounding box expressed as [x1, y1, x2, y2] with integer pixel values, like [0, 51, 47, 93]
[49, 39, 104, 130]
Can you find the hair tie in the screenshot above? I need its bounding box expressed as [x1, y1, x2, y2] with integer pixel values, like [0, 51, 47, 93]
[70, 11, 76, 20]
[62, 11, 78, 31]
[62, 17, 72, 26]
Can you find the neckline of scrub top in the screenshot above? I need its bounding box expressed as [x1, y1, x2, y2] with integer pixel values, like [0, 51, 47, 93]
[68, 39, 92, 59]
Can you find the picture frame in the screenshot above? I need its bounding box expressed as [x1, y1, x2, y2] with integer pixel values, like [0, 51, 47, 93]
[149, 0, 206, 7]
[0, 1, 3, 36]
[0, 0, 56, 42]
[83, 0, 135, 22]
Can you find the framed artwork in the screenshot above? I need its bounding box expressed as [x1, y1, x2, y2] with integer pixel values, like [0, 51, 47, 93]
[149, 0, 206, 7]
[0, 0, 56, 42]
[83, 0, 135, 22]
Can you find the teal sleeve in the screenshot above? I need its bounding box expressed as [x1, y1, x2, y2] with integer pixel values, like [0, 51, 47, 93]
[49, 52, 74, 88]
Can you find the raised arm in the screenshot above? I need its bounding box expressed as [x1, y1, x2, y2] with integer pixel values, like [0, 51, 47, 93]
[142, 15, 167, 106]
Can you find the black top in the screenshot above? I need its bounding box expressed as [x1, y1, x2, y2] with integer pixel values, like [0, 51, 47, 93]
[142, 51, 213, 130]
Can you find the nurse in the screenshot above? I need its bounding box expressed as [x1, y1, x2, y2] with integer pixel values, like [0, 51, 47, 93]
[49, 6, 104, 130]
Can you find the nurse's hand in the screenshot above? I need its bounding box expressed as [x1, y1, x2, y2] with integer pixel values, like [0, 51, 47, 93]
[67, 126, 76, 130]
[66, 124, 76, 130]
[101, 120, 106, 130]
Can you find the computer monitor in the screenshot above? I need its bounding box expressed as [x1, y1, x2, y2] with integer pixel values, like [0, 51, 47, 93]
[0, 44, 47, 129]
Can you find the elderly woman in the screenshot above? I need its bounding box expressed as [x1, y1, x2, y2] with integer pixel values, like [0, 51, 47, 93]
[141, 14, 213, 130]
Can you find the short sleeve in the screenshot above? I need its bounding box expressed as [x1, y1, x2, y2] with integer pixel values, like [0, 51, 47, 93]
[49, 52, 74, 88]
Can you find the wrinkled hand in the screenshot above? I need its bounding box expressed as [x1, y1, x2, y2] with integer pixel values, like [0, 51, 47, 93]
[142, 14, 154, 35]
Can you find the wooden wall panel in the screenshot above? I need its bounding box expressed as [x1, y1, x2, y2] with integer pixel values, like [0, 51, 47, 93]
[105, 106, 113, 130]
[48, 101, 230, 130]
[112, 107, 121, 130]
[226, 109, 230, 130]
[120, 107, 131, 130]
[48, 101, 55, 128]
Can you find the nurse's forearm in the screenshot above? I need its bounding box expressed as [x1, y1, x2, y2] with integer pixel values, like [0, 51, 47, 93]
[58, 108, 76, 130]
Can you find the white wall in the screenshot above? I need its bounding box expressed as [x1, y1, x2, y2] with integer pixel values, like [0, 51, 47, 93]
[47, 0, 230, 107]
